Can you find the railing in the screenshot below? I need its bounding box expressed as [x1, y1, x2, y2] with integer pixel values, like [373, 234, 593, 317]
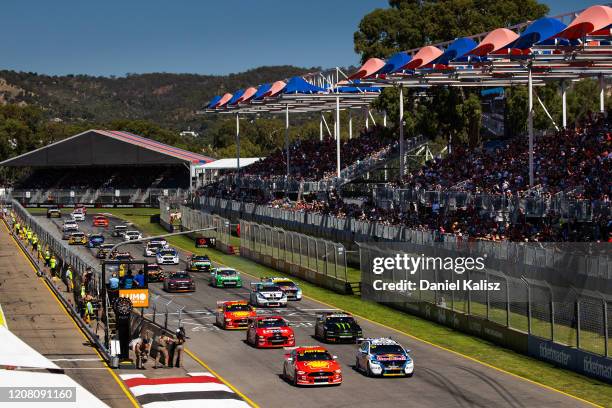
[10, 188, 188, 206]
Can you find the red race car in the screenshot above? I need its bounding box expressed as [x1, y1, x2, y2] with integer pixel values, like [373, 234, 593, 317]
[215, 301, 256, 330]
[283, 346, 342, 386]
[74, 203, 87, 215]
[93, 215, 109, 227]
[246, 316, 295, 348]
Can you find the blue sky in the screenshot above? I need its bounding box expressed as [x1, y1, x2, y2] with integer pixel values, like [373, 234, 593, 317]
[0, 1, 601, 77]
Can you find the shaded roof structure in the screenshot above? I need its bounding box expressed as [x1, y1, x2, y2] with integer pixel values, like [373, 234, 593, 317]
[199, 157, 262, 170]
[1, 129, 215, 167]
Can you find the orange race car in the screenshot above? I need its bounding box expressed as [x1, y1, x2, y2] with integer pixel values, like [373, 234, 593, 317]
[283, 346, 342, 386]
[246, 315, 295, 348]
[215, 300, 256, 330]
[93, 215, 109, 227]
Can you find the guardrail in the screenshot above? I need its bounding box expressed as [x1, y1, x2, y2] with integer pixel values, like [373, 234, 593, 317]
[6, 200, 113, 365]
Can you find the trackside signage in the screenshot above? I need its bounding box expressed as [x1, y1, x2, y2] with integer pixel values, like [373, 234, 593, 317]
[528, 337, 612, 384]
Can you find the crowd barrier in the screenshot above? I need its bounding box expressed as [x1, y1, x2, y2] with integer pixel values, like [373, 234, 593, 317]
[12, 188, 188, 207]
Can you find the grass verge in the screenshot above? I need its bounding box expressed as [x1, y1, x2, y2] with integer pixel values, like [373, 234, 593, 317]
[28, 207, 612, 406]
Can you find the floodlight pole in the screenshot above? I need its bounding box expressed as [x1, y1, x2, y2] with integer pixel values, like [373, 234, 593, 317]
[383, 110, 387, 127]
[599, 74, 605, 113]
[348, 110, 353, 140]
[528, 68, 534, 187]
[399, 85, 405, 178]
[320, 113, 324, 141]
[336, 96, 341, 178]
[285, 104, 290, 180]
[365, 108, 370, 130]
[236, 113, 241, 180]
[561, 81, 567, 129]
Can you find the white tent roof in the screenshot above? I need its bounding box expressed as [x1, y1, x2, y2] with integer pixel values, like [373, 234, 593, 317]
[200, 157, 263, 170]
[0, 326, 60, 370]
[0, 369, 108, 407]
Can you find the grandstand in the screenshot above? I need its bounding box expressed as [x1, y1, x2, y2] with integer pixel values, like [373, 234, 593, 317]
[2, 129, 215, 206]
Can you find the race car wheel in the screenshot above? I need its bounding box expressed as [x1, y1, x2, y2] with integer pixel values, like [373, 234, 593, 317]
[366, 362, 373, 377]
[292, 370, 299, 386]
[355, 358, 360, 372]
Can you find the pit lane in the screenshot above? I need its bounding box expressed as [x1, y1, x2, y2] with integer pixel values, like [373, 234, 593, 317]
[36, 212, 591, 408]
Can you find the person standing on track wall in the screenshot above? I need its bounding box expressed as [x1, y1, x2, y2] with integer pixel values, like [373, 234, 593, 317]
[65, 265, 74, 293]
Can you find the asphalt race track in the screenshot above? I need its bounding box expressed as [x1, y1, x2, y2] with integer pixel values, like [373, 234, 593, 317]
[36, 212, 591, 408]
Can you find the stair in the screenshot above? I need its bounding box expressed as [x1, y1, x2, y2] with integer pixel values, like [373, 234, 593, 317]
[348, 282, 361, 296]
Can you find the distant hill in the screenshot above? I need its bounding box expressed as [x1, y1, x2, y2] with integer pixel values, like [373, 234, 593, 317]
[0, 66, 317, 129]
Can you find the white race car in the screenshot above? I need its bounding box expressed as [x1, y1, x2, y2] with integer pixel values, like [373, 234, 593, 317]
[71, 210, 85, 221]
[156, 248, 179, 265]
[249, 282, 287, 307]
[123, 230, 143, 241]
[355, 338, 414, 377]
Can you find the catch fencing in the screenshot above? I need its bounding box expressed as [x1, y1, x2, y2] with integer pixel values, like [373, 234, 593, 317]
[359, 241, 612, 362]
[179, 204, 234, 254]
[11, 188, 187, 207]
[240, 220, 351, 294]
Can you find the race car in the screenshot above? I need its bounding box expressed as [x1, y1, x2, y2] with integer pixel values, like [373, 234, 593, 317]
[111, 251, 133, 261]
[74, 203, 87, 215]
[262, 277, 302, 301]
[143, 241, 164, 257]
[187, 255, 212, 272]
[46, 206, 61, 218]
[63, 219, 78, 230]
[249, 282, 287, 307]
[163, 272, 195, 293]
[355, 338, 414, 377]
[87, 234, 105, 248]
[215, 300, 256, 330]
[146, 263, 166, 282]
[246, 316, 295, 348]
[71, 209, 85, 221]
[112, 225, 127, 238]
[96, 243, 115, 259]
[314, 312, 363, 343]
[68, 231, 87, 245]
[93, 215, 109, 227]
[156, 248, 179, 265]
[123, 230, 142, 241]
[283, 346, 342, 386]
[210, 268, 242, 288]
[61, 225, 79, 240]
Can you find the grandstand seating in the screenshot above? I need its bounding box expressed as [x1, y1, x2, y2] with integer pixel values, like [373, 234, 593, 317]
[201, 116, 612, 243]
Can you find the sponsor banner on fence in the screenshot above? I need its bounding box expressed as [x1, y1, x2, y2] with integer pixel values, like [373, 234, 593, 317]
[528, 336, 612, 383]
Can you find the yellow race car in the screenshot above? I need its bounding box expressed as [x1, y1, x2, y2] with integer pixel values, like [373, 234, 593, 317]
[68, 231, 87, 245]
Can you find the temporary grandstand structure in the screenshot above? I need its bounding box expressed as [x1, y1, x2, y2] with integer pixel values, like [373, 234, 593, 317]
[195, 157, 262, 184]
[201, 75, 381, 179]
[203, 4, 612, 186]
[2, 129, 215, 205]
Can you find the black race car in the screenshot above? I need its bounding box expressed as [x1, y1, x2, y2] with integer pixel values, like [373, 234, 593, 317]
[314, 312, 363, 343]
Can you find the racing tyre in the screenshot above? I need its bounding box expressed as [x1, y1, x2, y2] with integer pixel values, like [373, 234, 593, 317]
[407, 372, 414, 378]
[366, 362, 373, 377]
[293, 370, 299, 387]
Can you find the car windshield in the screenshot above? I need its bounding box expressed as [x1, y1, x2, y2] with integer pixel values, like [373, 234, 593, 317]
[326, 316, 355, 324]
[260, 284, 280, 291]
[64, 226, 77, 231]
[219, 270, 236, 276]
[127, 232, 139, 235]
[369, 345, 405, 355]
[275, 280, 296, 287]
[160, 250, 175, 256]
[297, 351, 332, 362]
[148, 243, 161, 248]
[258, 318, 287, 328]
[171, 273, 190, 279]
[226, 304, 251, 312]
[91, 235, 103, 240]
[194, 256, 209, 261]
[100, 244, 114, 249]
[115, 226, 126, 230]
[72, 233, 84, 237]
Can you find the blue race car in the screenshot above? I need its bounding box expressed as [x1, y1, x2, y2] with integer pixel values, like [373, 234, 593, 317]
[87, 234, 105, 248]
[355, 338, 414, 377]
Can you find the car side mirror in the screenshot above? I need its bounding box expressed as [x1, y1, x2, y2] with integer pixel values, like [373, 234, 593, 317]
[332, 355, 338, 360]
[287, 357, 293, 362]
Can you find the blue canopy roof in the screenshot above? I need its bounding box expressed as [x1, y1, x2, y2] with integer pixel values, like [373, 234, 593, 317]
[436, 38, 478, 65]
[511, 18, 567, 49]
[228, 89, 246, 105]
[254, 83, 272, 100]
[379, 52, 412, 74]
[207, 95, 222, 108]
[283, 77, 326, 94]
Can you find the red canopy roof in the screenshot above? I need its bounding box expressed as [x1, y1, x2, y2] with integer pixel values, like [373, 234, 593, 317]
[401, 46, 443, 70]
[555, 5, 612, 39]
[349, 58, 386, 79]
